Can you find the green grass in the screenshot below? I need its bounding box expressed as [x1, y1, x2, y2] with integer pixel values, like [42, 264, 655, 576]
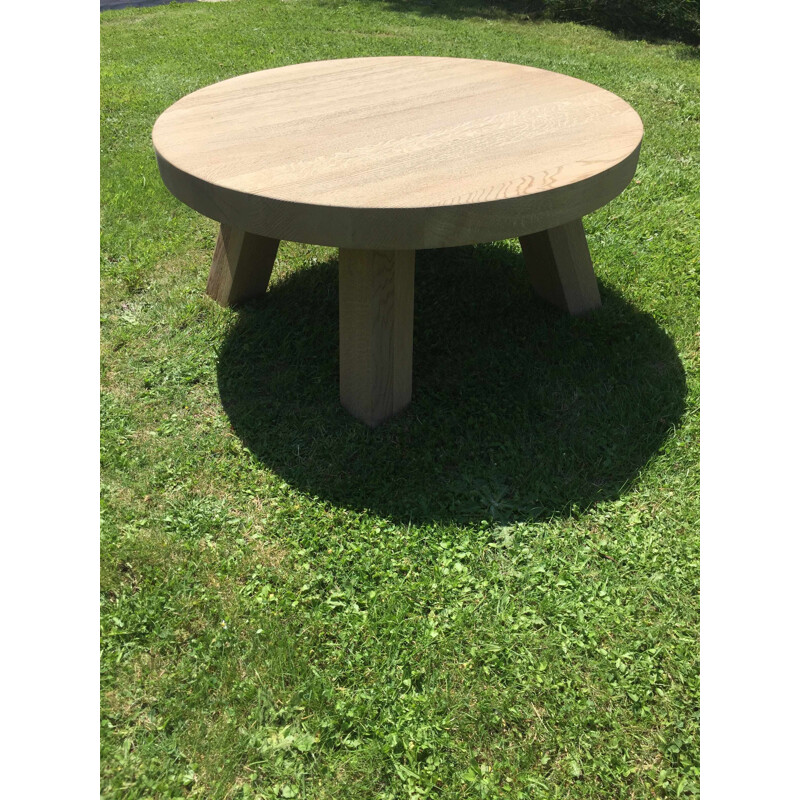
[100, 2, 699, 797]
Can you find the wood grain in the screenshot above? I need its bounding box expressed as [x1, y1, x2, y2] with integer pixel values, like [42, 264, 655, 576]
[519, 219, 601, 315]
[338, 249, 415, 426]
[153, 57, 643, 250]
[207, 224, 280, 307]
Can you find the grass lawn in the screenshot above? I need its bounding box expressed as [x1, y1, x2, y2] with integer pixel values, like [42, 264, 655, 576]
[100, 1, 699, 797]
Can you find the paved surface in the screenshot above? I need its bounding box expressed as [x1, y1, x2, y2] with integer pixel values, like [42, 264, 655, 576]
[101, 0, 196, 11]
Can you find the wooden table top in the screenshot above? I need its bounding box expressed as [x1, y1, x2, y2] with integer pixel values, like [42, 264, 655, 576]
[153, 57, 643, 249]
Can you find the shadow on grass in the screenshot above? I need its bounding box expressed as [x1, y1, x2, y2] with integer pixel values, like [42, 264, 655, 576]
[345, 0, 700, 49]
[217, 242, 686, 524]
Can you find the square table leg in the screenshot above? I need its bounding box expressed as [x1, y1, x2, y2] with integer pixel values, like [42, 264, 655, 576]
[519, 218, 601, 315]
[206, 223, 280, 307]
[338, 249, 415, 427]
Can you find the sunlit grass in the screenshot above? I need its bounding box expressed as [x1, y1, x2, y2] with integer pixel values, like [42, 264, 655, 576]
[101, 2, 699, 797]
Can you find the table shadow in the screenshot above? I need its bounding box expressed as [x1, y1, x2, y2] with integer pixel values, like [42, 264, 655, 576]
[216, 242, 686, 524]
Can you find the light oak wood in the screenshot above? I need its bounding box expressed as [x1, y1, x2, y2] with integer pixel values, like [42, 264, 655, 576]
[339, 249, 415, 426]
[207, 223, 280, 307]
[520, 219, 601, 315]
[154, 57, 643, 250]
[155, 58, 643, 424]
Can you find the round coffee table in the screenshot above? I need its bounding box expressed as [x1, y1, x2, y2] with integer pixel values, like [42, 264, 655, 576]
[153, 56, 643, 426]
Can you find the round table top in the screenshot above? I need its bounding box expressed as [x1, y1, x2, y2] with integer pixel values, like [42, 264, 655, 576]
[153, 57, 643, 250]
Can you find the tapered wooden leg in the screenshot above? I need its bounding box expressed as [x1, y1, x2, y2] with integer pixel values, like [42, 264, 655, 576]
[338, 249, 415, 427]
[206, 223, 280, 307]
[519, 218, 601, 315]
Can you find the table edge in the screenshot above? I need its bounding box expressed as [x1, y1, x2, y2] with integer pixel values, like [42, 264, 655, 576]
[154, 138, 642, 249]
